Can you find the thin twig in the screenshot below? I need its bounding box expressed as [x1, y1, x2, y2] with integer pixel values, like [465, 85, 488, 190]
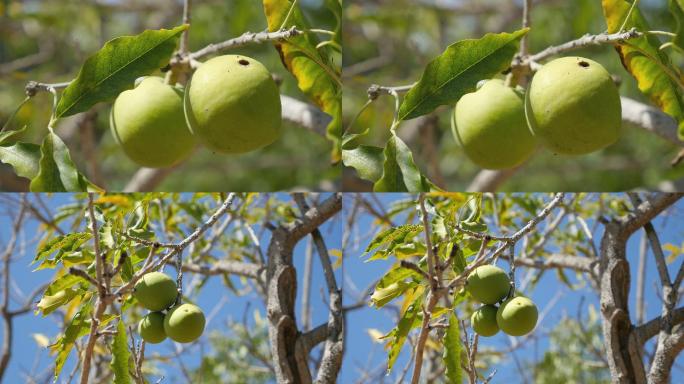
[189, 27, 302, 61]
[528, 28, 641, 64]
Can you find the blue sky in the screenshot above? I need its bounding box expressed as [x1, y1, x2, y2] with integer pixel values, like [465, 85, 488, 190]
[0, 193, 682, 383]
[341, 193, 684, 383]
[0, 193, 343, 384]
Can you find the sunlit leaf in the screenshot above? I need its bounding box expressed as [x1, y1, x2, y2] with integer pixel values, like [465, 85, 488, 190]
[55, 25, 187, 118]
[669, 0, 684, 51]
[443, 313, 463, 384]
[377, 265, 421, 289]
[0, 141, 41, 180]
[32, 333, 51, 348]
[603, 0, 684, 136]
[386, 293, 422, 373]
[374, 134, 437, 192]
[365, 224, 422, 253]
[34, 232, 92, 265]
[111, 320, 132, 384]
[398, 29, 529, 120]
[51, 303, 92, 381]
[342, 145, 384, 182]
[29, 129, 96, 192]
[263, 0, 342, 161]
[370, 280, 416, 308]
[37, 288, 80, 316]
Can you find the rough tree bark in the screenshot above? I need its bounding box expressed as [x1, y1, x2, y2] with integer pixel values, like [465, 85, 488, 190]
[266, 193, 342, 384]
[598, 193, 684, 383]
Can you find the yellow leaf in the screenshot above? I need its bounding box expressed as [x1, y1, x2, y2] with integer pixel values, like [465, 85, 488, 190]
[366, 328, 385, 343]
[32, 333, 50, 348]
[263, 0, 342, 162]
[602, 0, 684, 136]
[329, 248, 343, 268]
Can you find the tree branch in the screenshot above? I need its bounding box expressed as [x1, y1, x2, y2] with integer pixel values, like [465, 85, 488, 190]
[510, 253, 597, 273]
[182, 260, 263, 279]
[189, 27, 302, 61]
[619, 193, 682, 236]
[528, 28, 642, 64]
[293, 193, 344, 383]
[287, 193, 342, 241]
[636, 307, 684, 342]
[620, 97, 682, 146]
[265, 194, 341, 383]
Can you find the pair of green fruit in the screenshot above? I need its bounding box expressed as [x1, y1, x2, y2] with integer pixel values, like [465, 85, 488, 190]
[110, 55, 282, 168]
[134, 272, 206, 344]
[453, 56, 622, 169]
[466, 265, 538, 337]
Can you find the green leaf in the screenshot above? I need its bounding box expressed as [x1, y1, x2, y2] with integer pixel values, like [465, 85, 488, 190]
[0, 142, 41, 180]
[397, 29, 529, 120]
[342, 145, 384, 182]
[370, 280, 416, 308]
[602, 0, 684, 136]
[29, 129, 94, 192]
[55, 25, 187, 118]
[669, 0, 684, 51]
[443, 313, 463, 384]
[377, 265, 421, 289]
[374, 134, 435, 192]
[33, 232, 92, 265]
[52, 302, 92, 381]
[0, 124, 29, 145]
[393, 242, 427, 259]
[37, 288, 80, 316]
[111, 320, 132, 384]
[263, 1, 342, 162]
[365, 224, 423, 253]
[386, 293, 423, 373]
[44, 274, 86, 296]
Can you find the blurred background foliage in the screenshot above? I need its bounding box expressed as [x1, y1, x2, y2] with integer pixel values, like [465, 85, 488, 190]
[343, 0, 684, 191]
[0, 0, 340, 191]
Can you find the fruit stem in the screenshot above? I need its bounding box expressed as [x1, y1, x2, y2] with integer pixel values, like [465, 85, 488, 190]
[164, 70, 178, 86]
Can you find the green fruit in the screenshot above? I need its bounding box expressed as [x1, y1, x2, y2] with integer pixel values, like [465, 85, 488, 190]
[496, 296, 538, 336]
[471, 305, 500, 337]
[138, 312, 167, 344]
[184, 55, 282, 154]
[452, 79, 536, 169]
[110, 77, 196, 167]
[164, 303, 206, 343]
[466, 265, 510, 305]
[525, 56, 621, 155]
[133, 272, 178, 311]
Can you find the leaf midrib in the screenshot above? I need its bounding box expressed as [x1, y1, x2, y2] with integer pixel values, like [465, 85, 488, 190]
[58, 29, 181, 118]
[400, 34, 520, 120]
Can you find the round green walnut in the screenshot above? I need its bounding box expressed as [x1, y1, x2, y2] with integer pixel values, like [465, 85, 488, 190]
[184, 55, 282, 154]
[466, 265, 510, 305]
[496, 296, 538, 336]
[138, 312, 167, 344]
[164, 303, 206, 343]
[452, 79, 536, 169]
[471, 305, 500, 337]
[525, 56, 621, 155]
[110, 77, 196, 167]
[133, 272, 178, 312]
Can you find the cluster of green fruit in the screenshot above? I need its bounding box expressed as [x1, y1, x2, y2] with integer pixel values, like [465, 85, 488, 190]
[466, 265, 538, 337]
[134, 272, 206, 344]
[110, 55, 282, 168]
[452, 56, 622, 169]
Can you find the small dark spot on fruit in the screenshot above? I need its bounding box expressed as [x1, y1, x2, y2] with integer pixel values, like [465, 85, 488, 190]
[578, 61, 589, 68]
[238, 59, 250, 66]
